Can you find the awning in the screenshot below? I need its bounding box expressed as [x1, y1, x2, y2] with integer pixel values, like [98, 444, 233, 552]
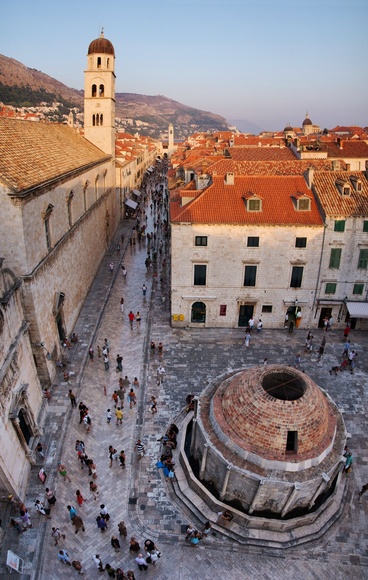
[124, 199, 138, 210]
[346, 301, 368, 318]
[132, 189, 141, 197]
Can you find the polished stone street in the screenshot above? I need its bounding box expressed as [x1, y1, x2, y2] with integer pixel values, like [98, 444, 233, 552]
[1, 198, 367, 579]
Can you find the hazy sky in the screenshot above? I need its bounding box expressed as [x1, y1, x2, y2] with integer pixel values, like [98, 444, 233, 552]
[1, 0, 367, 131]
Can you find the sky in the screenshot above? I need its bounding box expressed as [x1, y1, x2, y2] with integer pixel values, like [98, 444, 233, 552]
[1, 0, 367, 132]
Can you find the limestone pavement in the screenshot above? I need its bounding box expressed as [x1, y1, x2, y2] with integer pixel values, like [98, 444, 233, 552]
[0, 199, 367, 579]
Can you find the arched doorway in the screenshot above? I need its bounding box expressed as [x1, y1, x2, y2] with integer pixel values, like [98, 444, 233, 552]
[191, 302, 206, 323]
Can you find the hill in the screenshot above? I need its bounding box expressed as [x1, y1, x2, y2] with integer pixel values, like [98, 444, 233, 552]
[0, 54, 229, 139]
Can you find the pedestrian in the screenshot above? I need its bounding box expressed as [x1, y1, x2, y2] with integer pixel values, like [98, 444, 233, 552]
[106, 408, 112, 423]
[128, 311, 135, 329]
[343, 452, 353, 474]
[133, 376, 140, 389]
[72, 560, 84, 575]
[78, 402, 87, 424]
[119, 450, 126, 469]
[343, 323, 351, 338]
[135, 439, 145, 460]
[190, 531, 202, 546]
[288, 319, 294, 333]
[19, 509, 32, 529]
[358, 483, 368, 500]
[323, 317, 329, 332]
[100, 503, 110, 521]
[294, 352, 301, 368]
[109, 445, 118, 467]
[105, 563, 116, 578]
[90, 461, 97, 479]
[135, 554, 148, 571]
[120, 297, 125, 314]
[244, 332, 250, 348]
[284, 313, 289, 327]
[156, 364, 165, 385]
[257, 319, 263, 332]
[111, 390, 119, 408]
[202, 521, 212, 537]
[58, 549, 72, 566]
[116, 354, 123, 372]
[317, 344, 325, 362]
[118, 521, 127, 538]
[111, 535, 121, 552]
[104, 354, 110, 371]
[136, 311, 141, 328]
[248, 317, 254, 332]
[45, 487, 57, 508]
[150, 340, 156, 355]
[142, 283, 147, 297]
[89, 345, 94, 361]
[76, 490, 86, 507]
[104, 338, 110, 353]
[116, 569, 125, 580]
[115, 407, 123, 425]
[83, 412, 92, 432]
[109, 262, 114, 274]
[128, 388, 137, 408]
[126, 572, 136, 580]
[68, 389, 77, 408]
[93, 554, 105, 572]
[150, 396, 157, 414]
[348, 350, 357, 373]
[67, 505, 77, 520]
[96, 515, 107, 532]
[51, 527, 65, 546]
[10, 518, 24, 535]
[89, 480, 99, 500]
[121, 264, 127, 279]
[342, 339, 350, 358]
[97, 345, 102, 358]
[35, 441, 46, 459]
[158, 342, 163, 357]
[58, 463, 71, 482]
[72, 514, 85, 534]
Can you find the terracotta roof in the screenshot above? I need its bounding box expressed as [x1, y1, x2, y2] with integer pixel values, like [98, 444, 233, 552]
[0, 118, 109, 193]
[206, 158, 339, 176]
[171, 175, 323, 226]
[321, 140, 368, 159]
[229, 147, 295, 161]
[312, 171, 368, 217]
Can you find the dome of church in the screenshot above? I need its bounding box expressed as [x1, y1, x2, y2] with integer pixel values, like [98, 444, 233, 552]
[88, 33, 115, 56]
[302, 114, 313, 126]
[212, 365, 337, 466]
[284, 124, 293, 132]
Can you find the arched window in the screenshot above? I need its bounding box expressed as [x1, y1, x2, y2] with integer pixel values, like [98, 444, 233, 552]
[92, 84, 97, 97]
[107, 58, 110, 68]
[96, 114, 100, 126]
[99, 84, 104, 97]
[95, 175, 100, 200]
[92, 114, 96, 126]
[83, 181, 89, 212]
[97, 57, 101, 68]
[100, 114, 103, 126]
[191, 301, 206, 323]
[42, 203, 54, 251]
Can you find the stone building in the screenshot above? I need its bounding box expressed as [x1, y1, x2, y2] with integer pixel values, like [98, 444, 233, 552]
[0, 259, 44, 500]
[170, 172, 324, 328]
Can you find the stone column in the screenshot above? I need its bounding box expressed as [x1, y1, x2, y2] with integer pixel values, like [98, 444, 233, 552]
[308, 472, 330, 510]
[281, 482, 301, 518]
[249, 478, 265, 514]
[190, 418, 197, 457]
[11, 417, 31, 457]
[199, 443, 209, 479]
[219, 463, 232, 501]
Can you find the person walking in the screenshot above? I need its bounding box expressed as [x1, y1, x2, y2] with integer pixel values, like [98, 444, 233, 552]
[343, 451, 353, 474]
[89, 480, 99, 500]
[244, 332, 250, 348]
[45, 487, 57, 508]
[111, 535, 121, 552]
[128, 388, 137, 409]
[142, 284, 147, 297]
[35, 441, 46, 459]
[51, 527, 65, 546]
[109, 262, 114, 274]
[136, 311, 141, 328]
[248, 317, 254, 333]
[89, 346, 94, 361]
[103, 353, 110, 371]
[156, 364, 166, 385]
[121, 264, 127, 280]
[58, 462, 71, 482]
[135, 439, 145, 460]
[358, 483, 368, 500]
[119, 450, 126, 469]
[116, 354, 123, 373]
[68, 389, 77, 408]
[93, 554, 105, 572]
[120, 297, 125, 315]
[257, 319, 263, 332]
[115, 407, 123, 425]
[76, 490, 86, 507]
[342, 339, 350, 358]
[118, 521, 127, 538]
[34, 499, 51, 519]
[109, 446, 118, 467]
[294, 352, 301, 368]
[67, 505, 77, 520]
[128, 311, 135, 329]
[150, 396, 157, 415]
[19, 510, 32, 530]
[135, 554, 148, 572]
[72, 514, 85, 534]
[58, 549, 72, 566]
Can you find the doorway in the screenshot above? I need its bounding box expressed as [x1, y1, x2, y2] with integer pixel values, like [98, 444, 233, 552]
[238, 304, 254, 327]
[319, 307, 332, 328]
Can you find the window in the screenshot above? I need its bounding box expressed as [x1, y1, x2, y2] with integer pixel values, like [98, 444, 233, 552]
[358, 249, 368, 269]
[286, 431, 298, 453]
[194, 264, 207, 285]
[343, 186, 350, 196]
[92, 84, 97, 97]
[295, 237, 307, 248]
[248, 199, 261, 211]
[247, 236, 259, 247]
[329, 248, 342, 269]
[67, 191, 74, 227]
[99, 84, 104, 97]
[353, 284, 364, 295]
[44, 218, 51, 251]
[363, 221, 368, 232]
[334, 220, 345, 232]
[262, 305, 272, 313]
[290, 266, 303, 288]
[325, 283, 337, 294]
[244, 265, 257, 287]
[195, 236, 208, 246]
[219, 305, 227, 316]
[97, 57, 101, 68]
[297, 198, 310, 211]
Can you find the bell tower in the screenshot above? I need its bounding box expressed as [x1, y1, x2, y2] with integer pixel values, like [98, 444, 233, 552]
[168, 123, 174, 154]
[84, 30, 116, 156]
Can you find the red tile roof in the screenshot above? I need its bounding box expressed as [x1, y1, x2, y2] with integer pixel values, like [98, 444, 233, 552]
[229, 147, 295, 161]
[206, 159, 341, 176]
[312, 171, 368, 217]
[171, 175, 323, 226]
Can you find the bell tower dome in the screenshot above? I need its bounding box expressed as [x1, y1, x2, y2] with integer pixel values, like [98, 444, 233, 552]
[84, 30, 116, 156]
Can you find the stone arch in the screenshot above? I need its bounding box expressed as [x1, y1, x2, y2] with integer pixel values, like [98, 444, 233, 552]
[191, 301, 206, 323]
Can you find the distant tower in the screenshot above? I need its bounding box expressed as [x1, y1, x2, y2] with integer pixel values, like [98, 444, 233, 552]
[84, 30, 116, 156]
[168, 123, 174, 153]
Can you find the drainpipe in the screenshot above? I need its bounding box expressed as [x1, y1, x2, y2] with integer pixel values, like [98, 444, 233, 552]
[219, 463, 232, 500]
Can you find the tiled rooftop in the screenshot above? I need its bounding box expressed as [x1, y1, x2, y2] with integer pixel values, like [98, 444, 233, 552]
[312, 171, 368, 217]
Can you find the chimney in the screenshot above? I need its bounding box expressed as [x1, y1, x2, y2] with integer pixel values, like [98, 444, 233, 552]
[337, 137, 343, 149]
[306, 167, 314, 188]
[224, 172, 234, 185]
[346, 163, 351, 171]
